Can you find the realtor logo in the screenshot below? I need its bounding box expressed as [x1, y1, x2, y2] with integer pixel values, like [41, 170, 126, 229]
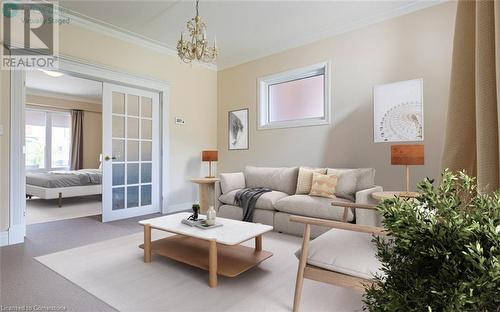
[1, 1, 60, 69]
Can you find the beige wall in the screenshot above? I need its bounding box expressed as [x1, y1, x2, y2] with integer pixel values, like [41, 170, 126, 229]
[26, 94, 103, 169]
[217, 2, 457, 191]
[1, 21, 217, 231]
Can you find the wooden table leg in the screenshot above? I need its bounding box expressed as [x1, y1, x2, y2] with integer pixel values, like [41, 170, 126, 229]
[255, 235, 262, 252]
[293, 224, 311, 312]
[144, 224, 151, 263]
[208, 240, 218, 287]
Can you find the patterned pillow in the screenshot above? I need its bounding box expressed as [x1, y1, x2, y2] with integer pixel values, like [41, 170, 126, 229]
[295, 167, 327, 194]
[309, 172, 338, 199]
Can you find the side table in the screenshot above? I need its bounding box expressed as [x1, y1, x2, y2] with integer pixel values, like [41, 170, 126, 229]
[190, 177, 219, 214]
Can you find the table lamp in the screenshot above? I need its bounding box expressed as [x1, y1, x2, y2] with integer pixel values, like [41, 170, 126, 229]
[202, 150, 218, 178]
[391, 144, 424, 193]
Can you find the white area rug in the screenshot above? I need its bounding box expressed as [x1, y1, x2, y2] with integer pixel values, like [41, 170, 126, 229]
[35, 231, 364, 312]
[27, 196, 102, 225]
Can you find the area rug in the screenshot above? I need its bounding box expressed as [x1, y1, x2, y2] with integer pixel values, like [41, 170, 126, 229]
[35, 231, 363, 312]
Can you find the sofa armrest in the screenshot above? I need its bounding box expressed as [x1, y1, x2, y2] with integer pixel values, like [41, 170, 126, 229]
[290, 215, 386, 236]
[214, 180, 222, 212]
[355, 186, 383, 227]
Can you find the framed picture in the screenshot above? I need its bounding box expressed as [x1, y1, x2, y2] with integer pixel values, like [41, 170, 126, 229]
[228, 108, 249, 150]
[373, 78, 424, 143]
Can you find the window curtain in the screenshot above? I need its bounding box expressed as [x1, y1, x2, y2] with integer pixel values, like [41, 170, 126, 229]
[441, 0, 499, 193]
[70, 110, 84, 170]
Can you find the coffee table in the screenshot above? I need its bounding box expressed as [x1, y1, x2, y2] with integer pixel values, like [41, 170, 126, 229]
[138, 212, 273, 287]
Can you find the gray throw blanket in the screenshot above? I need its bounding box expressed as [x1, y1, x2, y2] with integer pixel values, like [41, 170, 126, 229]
[234, 187, 272, 222]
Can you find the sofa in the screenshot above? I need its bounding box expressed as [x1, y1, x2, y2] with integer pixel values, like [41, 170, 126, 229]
[215, 166, 382, 238]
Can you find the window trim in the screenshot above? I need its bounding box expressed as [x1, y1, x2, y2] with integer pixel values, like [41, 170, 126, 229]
[257, 61, 331, 130]
[25, 107, 72, 172]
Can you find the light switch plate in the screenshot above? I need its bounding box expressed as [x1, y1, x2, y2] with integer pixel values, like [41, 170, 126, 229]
[175, 117, 185, 125]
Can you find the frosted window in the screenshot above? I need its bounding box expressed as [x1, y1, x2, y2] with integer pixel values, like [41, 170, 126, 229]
[258, 62, 329, 129]
[269, 75, 324, 122]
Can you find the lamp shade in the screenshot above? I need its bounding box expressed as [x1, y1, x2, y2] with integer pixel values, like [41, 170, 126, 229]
[202, 150, 218, 162]
[391, 144, 424, 165]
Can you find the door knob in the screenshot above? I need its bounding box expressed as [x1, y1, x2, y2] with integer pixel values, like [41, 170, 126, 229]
[104, 156, 117, 161]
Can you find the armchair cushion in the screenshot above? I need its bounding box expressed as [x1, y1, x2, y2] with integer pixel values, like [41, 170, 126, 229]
[275, 195, 354, 221]
[219, 189, 289, 211]
[297, 228, 382, 280]
[220, 172, 246, 194]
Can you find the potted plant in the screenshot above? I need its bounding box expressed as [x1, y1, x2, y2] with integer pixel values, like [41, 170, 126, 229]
[364, 170, 499, 311]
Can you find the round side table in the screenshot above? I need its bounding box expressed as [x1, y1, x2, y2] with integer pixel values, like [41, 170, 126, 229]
[191, 177, 219, 213]
[372, 191, 419, 202]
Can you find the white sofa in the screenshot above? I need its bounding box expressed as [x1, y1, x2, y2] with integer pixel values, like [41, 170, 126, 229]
[215, 166, 382, 238]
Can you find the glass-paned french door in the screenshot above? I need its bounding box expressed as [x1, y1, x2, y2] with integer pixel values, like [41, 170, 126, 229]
[102, 83, 160, 222]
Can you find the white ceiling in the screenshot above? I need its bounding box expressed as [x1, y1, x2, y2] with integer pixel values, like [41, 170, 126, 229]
[26, 70, 102, 103]
[59, 0, 443, 70]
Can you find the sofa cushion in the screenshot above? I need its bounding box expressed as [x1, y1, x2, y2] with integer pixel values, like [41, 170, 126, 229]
[326, 168, 375, 201]
[219, 189, 289, 211]
[244, 166, 299, 195]
[295, 167, 327, 194]
[220, 172, 246, 194]
[275, 195, 354, 221]
[296, 228, 382, 280]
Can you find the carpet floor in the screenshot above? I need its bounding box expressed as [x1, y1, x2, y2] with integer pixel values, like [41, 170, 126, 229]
[35, 231, 363, 312]
[27, 195, 102, 225]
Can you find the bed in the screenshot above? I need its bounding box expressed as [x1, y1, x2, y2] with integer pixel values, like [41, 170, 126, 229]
[26, 169, 102, 207]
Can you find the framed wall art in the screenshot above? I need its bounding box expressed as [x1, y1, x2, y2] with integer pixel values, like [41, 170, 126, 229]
[373, 78, 424, 143]
[228, 108, 249, 150]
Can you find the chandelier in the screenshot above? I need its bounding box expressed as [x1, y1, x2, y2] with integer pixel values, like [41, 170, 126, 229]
[177, 0, 218, 64]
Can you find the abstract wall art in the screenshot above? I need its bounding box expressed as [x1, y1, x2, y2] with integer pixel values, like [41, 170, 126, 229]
[373, 78, 424, 143]
[228, 108, 248, 150]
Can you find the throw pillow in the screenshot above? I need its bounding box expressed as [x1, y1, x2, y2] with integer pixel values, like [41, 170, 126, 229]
[295, 167, 327, 194]
[220, 172, 246, 194]
[309, 172, 338, 199]
[326, 168, 376, 201]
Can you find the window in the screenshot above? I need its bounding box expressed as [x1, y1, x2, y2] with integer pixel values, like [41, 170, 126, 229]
[25, 109, 71, 171]
[258, 62, 330, 129]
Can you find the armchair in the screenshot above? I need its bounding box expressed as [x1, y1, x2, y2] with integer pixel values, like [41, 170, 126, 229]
[291, 202, 387, 312]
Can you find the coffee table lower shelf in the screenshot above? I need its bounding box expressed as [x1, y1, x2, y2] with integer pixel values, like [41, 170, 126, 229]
[139, 234, 273, 283]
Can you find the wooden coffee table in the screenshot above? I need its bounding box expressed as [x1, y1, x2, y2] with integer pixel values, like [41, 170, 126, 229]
[139, 212, 273, 287]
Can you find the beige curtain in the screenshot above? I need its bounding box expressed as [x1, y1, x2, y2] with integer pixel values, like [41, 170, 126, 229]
[442, 0, 500, 193]
[70, 110, 84, 170]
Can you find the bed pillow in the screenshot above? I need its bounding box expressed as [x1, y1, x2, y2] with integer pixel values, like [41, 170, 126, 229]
[309, 173, 338, 199]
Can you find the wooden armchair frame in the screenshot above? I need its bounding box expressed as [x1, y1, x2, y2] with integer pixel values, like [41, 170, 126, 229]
[291, 201, 387, 312]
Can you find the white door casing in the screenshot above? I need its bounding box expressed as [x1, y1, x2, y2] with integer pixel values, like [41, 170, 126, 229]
[102, 83, 160, 222]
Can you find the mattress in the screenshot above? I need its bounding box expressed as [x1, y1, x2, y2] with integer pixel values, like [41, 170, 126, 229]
[26, 169, 102, 188]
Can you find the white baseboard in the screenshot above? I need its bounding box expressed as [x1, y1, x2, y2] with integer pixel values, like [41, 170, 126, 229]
[0, 231, 8, 247]
[8, 224, 25, 245]
[166, 202, 192, 214]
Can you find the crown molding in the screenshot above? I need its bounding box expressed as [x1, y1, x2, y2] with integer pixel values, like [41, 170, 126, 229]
[57, 6, 218, 71]
[217, 0, 445, 70]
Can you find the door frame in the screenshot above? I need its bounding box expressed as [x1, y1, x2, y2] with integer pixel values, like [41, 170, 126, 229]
[9, 54, 171, 245]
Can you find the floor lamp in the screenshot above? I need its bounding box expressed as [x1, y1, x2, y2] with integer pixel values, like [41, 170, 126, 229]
[391, 144, 424, 193]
